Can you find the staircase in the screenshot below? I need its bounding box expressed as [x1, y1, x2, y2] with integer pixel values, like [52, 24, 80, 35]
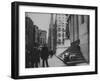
[57, 43, 87, 66]
[66, 53, 86, 66]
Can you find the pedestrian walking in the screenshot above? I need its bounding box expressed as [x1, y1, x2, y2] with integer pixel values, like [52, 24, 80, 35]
[49, 50, 54, 58]
[41, 45, 49, 67]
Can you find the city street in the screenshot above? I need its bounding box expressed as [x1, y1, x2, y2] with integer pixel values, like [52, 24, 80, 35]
[25, 12, 89, 68]
[48, 55, 66, 67]
[39, 55, 66, 67]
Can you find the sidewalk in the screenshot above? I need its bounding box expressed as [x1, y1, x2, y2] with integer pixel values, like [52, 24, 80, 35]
[39, 55, 66, 67]
[48, 55, 66, 67]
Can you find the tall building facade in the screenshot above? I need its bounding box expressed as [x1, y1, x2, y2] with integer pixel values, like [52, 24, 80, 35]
[38, 30, 47, 47]
[67, 15, 89, 63]
[34, 25, 39, 44]
[48, 14, 71, 55]
[48, 14, 57, 53]
[25, 16, 35, 68]
[56, 14, 70, 48]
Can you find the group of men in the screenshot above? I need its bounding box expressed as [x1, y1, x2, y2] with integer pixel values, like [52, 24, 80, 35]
[31, 44, 49, 68]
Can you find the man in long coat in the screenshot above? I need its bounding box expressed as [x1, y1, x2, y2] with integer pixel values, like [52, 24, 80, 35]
[41, 46, 49, 67]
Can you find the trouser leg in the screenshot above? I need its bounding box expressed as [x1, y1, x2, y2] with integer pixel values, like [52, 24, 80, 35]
[42, 59, 45, 67]
[46, 59, 49, 67]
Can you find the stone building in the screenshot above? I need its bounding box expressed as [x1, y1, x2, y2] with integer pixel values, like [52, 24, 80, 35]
[67, 15, 89, 63]
[38, 30, 47, 47]
[25, 16, 35, 68]
[56, 14, 70, 48]
[33, 25, 39, 45]
[48, 14, 57, 53]
[55, 14, 70, 56]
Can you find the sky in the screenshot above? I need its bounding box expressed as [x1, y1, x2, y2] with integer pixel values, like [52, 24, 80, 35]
[26, 12, 51, 37]
[26, 12, 57, 42]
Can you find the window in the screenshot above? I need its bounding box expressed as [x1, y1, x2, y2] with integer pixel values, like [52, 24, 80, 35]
[62, 24, 64, 27]
[58, 28, 61, 31]
[63, 38, 64, 41]
[59, 20, 61, 22]
[62, 23, 64, 24]
[58, 33, 61, 37]
[62, 39, 64, 44]
[57, 39, 61, 44]
[62, 28, 65, 32]
[62, 33, 64, 37]
[58, 39, 61, 42]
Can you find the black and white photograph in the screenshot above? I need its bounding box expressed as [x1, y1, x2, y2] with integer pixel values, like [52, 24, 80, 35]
[11, 1, 97, 79]
[25, 13, 89, 68]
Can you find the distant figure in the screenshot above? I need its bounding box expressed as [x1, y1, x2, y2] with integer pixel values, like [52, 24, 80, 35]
[41, 46, 49, 67]
[49, 50, 54, 58]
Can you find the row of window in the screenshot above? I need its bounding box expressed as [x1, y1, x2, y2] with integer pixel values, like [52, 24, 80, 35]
[39, 38, 46, 44]
[57, 39, 65, 44]
[57, 28, 66, 32]
[57, 19, 67, 23]
[57, 15, 85, 26]
[57, 22, 66, 24]
[57, 33, 66, 37]
[57, 16, 67, 19]
[57, 24, 66, 27]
